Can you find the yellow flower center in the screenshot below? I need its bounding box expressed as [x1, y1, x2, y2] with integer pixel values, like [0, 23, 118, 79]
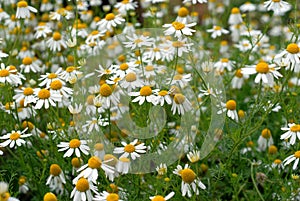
[221, 40, 228, 46]
[291, 124, 300, 132]
[231, 7, 240, 14]
[181, 168, 196, 184]
[88, 156, 102, 169]
[145, 65, 154, 71]
[214, 26, 222, 31]
[105, 13, 115, 21]
[104, 154, 118, 166]
[22, 57, 33, 65]
[272, 0, 280, 2]
[178, 7, 189, 17]
[268, 145, 277, 154]
[221, 58, 229, 63]
[18, 176, 26, 185]
[119, 63, 129, 71]
[71, 157, 81, 168]
[274, 159, 282, 164]
[172, 41, 184, 47]
[17, 1, 28, 7]
[153, 47, 160, 52]
[152, 195, 165, 201]
[50, 80, 63, 90]
[9, 66, 17, 74]
[261, 128, 271, 139]
[100, 84, 113, 97]
[91, 30, 99, 35]
[158, 90, 168, 96]
[38, 89, 51, 99]
[94, 143, 104, 151]
[124, 144, 135, 153]
[48, 73, 57, 79]
[0, 69, 9, 77]
[10, 132, 21, 140]
[66, 66, 75, 73]
[140, 86, 152, 96]
[174, 93, 185, 104]
[226, 100, 236, 110]
[43, 192, 57, 201]
[134, 39, 143, 44]
[122, 0, 129, 3]
[235, 69, 243, 78]
[107, 193, 119, 201]
[294, 151, 300, 158]
[125, 72, 137, 82]
[255, 62, 269, 73]
[172, 21, 185, 30]
[286, 43, 299, 54]
[76, 178, 89, 192]
[1, 192, 10, 201]
[49, 164, 62, 176]
[173, 74, 183, 80]
[52, 32, 61, 41]
[69, 139, 81, 148]
[22, 121, 34, 130]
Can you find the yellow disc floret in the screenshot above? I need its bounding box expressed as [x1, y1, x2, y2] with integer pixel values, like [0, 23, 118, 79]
[124, 144, 135, 153]
[181, 168, 196, 184]
[49, 164, 62, 176]
[255, 62, 269, 73]
[76, 178, 89, 192]
[69, 139, 81, 148]
[140, 86, 152, 96]
[226, 100, 236, 110]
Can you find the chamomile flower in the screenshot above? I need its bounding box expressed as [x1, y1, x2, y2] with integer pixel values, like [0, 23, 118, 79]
[171, 93, 192, 115]
[231, 69, 249, 89]
[43, 193, 57, 201]
[182, 0, 207, 4]
[0, 182, 20, 201]
[167, 73, 192, 88]
[207, 26, 229, 39]
[85, 30, 106, 44]
[94, 191, 123, 201]
[113, 139, 147, 160]
[129, 86, 158, 105]
[240, 2, 256, 12]
[241, 61, 282, 86]
[96, 83, 120, 108]
[0, 63, 22, 86]
[123, 34, 154, 50]
[34, 22, 52, 39]
[119, 72, 144, 92]
[19, 57, 41, 73]
[214, 58, 234, 72]
[156, 163, 167, 175]
[97, 13, 125, 31]
[57, 139, 90, 158]
[281, 123, 300, 145]
[38, 68, 63, 87]
[228, 7, 243, 25]
[115, 0, 138, 15]
[173, 164, 206, 197]
[264, 0, 291, 16]
[163, 20, 196, 38]
[46, 164, 66, 194]
[217, 100, 238, 121]
[283, 150, 300, 170]
[154, 89, 172, 106]
[71, 177, 97, 201]
[60, 66, 83, 84]
[274, 43, 300, 72]
[34, 88, 62, 109]
[149, 192, 175, 201]
[74, 156, 114, 184]
[16, 1, 37, 19]
[257, 128, 274, 152]
[187, 150, 200, 163]
[13, 87, 37, 106]
[0, 128, 31, 149]
[46, 32, 67, 52]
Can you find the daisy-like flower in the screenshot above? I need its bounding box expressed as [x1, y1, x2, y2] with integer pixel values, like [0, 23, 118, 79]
[0, 128, 31, 149]
[46, 164, 66, 194]
[163, 20, 196, 38]
[182, 0, 207, 4]
[97, 83, 120, 108]
[156, 163, 167, 175]
[34, 22, 52, 39]
[43, 193, 57, 201]
[16, 1, 37, 19]
[217, 100, 238, 121]
[207, 26, 229, 39]
[0, 63, 22, 86]
[0, 182, 20, 201]
[123, 34, 154, 50]
[97, 13, 125, 31]
[85, 30, 106, 44]
[257, 128, 274, 152]
[283, 150, 300, 170]
[281, 123, 300, 145]
[167, 74, 192, 88]
[74, 156, 114, 184]
[57, 139, 90, 158]
[113, 139, 147, 160]
[171, 93, 192, 115]
[228, 7, 243, 25]
[34, 88, 62, 109]
[71, 177, 98, 201]
[38, 68, 63, 87]
[116, 157, 131, 174]
[154, 89, 172, 106]
[173, 164, 206, 197]
[274, 43, 300, 72]
[60, 66, 83, 84]
[231, 69, 249, 89]
[13, 87, 38, 106]
[161, 38, 193, 58]
[115, 0, 138, 15]
[241, 61, 282, 86]
[46, 32, 67, 52]
[214, 58, 234, 72]
[49, 79, 73, 99]
[94, 190, 123, 201]
[129, 86, 158, 105]
[264, 0, 291, 16]
[240, 2, 257, 12]
[19, 57, 41, 73]
[187, 150, 200, 163]
[149, 192, 175, 201]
